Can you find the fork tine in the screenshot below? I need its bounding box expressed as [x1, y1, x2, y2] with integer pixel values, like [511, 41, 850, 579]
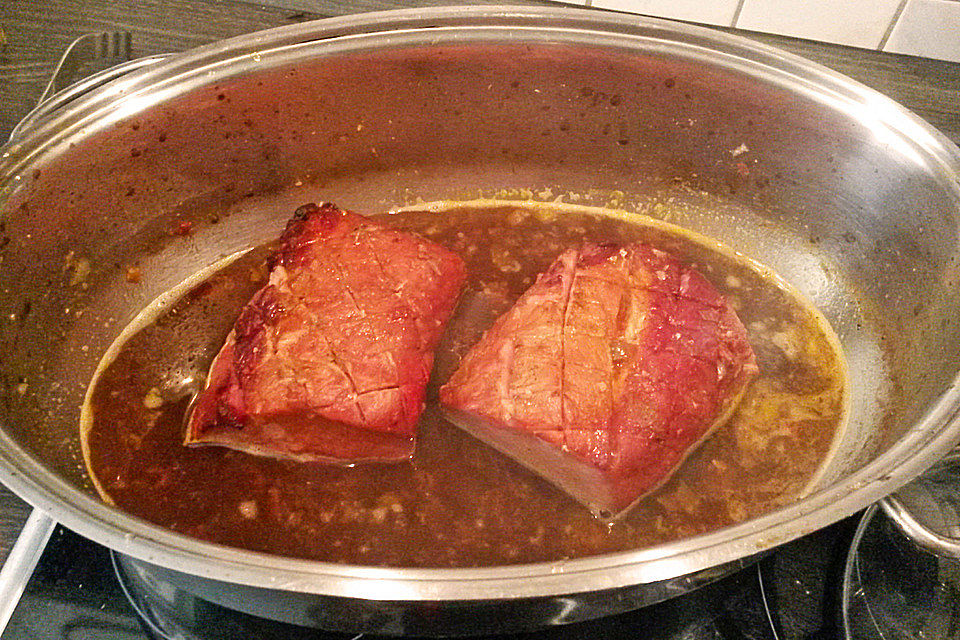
[119, 31, 132, 59]
[99, 32, 108, 59]
[95, 31, 110, 59]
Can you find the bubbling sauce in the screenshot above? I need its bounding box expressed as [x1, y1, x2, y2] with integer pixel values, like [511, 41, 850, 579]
[81, 201, 847, 567]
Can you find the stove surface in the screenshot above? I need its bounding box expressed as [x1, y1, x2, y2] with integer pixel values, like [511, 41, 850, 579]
[0, 517, 859, 640]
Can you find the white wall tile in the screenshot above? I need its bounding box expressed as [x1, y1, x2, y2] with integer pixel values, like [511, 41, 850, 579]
[884, 0, 960, 63]
[737, 0, 903, 48]
[590, 0, 740, 27]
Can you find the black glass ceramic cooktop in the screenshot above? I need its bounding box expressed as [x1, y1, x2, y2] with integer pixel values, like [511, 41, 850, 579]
[1, 517, 858, 640]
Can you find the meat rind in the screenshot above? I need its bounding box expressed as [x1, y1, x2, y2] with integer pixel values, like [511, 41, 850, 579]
[186, 203, 466, 462]
[440, 242, 757, 518]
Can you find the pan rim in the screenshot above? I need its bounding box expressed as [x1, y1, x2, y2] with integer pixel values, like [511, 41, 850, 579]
[1, 5, 960, 601]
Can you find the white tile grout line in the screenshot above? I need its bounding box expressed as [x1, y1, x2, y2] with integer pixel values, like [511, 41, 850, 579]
[878, 0, 910, 49]
[730, 0, 748, 28]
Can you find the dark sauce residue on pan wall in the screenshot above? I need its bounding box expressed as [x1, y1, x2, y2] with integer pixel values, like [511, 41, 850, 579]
[82, 202, 846, 567]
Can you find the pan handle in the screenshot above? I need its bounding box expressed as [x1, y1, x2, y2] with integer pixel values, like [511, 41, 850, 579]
[0, 510, 57, 633]
[879, 449, 960, 557]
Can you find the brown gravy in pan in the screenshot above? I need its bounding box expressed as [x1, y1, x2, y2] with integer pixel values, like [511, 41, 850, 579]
[81, 201, 847, 567]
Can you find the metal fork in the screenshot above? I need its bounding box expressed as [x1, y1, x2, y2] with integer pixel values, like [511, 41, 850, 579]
[37, 30, 133, 104]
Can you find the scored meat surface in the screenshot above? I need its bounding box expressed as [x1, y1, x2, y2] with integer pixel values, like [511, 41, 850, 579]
[440, 242, 758, 518]
[186, 203, 466, 462]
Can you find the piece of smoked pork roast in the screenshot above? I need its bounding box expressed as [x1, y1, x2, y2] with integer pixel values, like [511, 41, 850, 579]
[186, 203, 466, 462]
[440, 242, 757, 518]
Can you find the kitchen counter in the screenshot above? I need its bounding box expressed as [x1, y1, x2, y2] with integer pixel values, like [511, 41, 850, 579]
[0, 0, 959, 569]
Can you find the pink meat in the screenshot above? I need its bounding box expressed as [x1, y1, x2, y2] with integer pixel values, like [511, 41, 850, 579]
[440, 242, 757, 518]
[186, 203, 466, 462]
